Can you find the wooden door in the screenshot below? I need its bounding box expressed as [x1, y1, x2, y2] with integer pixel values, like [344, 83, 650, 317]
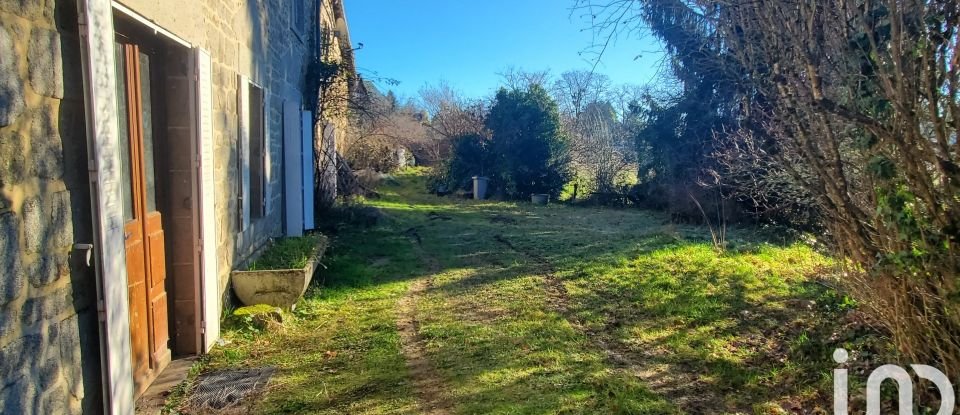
[116, 40, 171, 395]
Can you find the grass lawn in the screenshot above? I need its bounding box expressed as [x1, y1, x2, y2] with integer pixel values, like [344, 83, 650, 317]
[187, 168, 883, 415]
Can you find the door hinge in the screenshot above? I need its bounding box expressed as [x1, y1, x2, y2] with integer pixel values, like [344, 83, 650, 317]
[97, 299, 106, 322]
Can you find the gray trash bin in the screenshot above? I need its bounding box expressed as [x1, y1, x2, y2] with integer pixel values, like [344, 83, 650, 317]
[472, 176, 489, 200]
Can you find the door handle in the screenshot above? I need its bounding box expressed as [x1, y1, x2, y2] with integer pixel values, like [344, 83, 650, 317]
[125, 232, 132, 241]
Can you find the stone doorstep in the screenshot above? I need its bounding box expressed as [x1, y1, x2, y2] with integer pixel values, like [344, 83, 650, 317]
[134, 357, 198, 415]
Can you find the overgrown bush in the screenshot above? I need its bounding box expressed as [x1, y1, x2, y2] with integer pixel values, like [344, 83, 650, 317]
[714, 0, 960, 374]
[593, 0, 960, 375]
[343, 138, 402, 173]
[441, 85, 573, 199]
[443, 133, 494, 191]
[485, 85, 573, 199]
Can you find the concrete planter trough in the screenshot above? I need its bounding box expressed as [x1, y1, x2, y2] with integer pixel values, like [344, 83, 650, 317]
[231, 236, 328, 310]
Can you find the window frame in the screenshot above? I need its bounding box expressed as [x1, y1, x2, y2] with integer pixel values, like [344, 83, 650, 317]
[290, 1, 307, 40]
[237, 76, 267, 231]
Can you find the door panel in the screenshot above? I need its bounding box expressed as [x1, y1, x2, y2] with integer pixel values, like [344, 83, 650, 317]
[146, 211, 169, 367]
[138, 51, 159, 213]
[124, 220, 149, 382]
[116, 45, 135, 223]
[149, 291, 169, 364]
[146, 214, 166, 289]
[117, 38, 170, 394]
[119, 41, 152, 392]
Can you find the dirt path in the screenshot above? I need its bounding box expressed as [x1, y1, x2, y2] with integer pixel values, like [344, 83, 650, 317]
[493, 233, 725, 414]
[395, 227, 453, 415]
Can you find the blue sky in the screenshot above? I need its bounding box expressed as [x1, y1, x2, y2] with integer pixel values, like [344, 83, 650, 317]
[344, 0, 665, 100]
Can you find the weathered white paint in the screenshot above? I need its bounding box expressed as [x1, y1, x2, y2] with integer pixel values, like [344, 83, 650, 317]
[283, 100, 303, 236]
[77, 0, 135, 413]
[263, 91, 272, 215]
[301, 111, 314, 230]
[238, 75, 251, 231]
[112, 2, 190, 48]
[192, 48, 220, 352]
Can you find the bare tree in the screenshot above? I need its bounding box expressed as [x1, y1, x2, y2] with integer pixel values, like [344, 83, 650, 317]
[497, 66, 552, 90]
[342, 87, 438, 170]
[579, 0, 960, 376]
[419, 81, 487, 140]
[552, 70, 611, 124]
[713, 0, 960, 374]
[574, 105, 636, 196]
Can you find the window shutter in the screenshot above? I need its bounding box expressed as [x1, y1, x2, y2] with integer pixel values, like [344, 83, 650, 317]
[283, 100, 304, 236]
[262, 93, 270, 215]
[301, 111, 315, 230]
[193, 48, 220, 352]
[237, 75, 251, 231]
[77, 0, 136, 411]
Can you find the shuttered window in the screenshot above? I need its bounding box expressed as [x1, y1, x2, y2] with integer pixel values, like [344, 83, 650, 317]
[248, 84, 265, 220]
[292, 1, 306, 37]
[238, 77, 267, 230]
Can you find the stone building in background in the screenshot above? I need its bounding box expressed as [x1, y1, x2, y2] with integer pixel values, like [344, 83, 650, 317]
[0, 0, 353, 413]
[314, 0, 356, 209]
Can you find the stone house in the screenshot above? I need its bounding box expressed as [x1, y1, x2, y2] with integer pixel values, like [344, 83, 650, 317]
[0, 0, 353, 413]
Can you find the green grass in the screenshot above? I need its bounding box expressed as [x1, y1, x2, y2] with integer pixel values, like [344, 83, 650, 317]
[192, 167, 883, 414]
[247, 235, 326, 271]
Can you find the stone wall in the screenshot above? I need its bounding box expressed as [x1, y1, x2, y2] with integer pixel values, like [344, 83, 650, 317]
[0, 0, 327, 412]
[0, 0, 101, 414]
[191, 0, 318, 295]
[117, 0, 320, 300]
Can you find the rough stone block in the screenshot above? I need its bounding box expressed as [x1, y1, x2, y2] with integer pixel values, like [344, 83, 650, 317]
[36, 382, 66, 415]
[0, 378, 36, 415]
[50, 191, 72, 248]
[0, 333, 39, 386]
[0, 212, 24, 306]
[0, 304, 18, 342]
[0, 20, 25, 127]
[33, 322, 62, 388]
[22, 192, 72, 253]
[27, 28, 63, 99]
[23, 287, 71, 325]
[28, 252, 68, 287]
[22, 196, 41, 253]
[36, 347, 61, 389]
[58, 315, 83, 399]
[29, 109, 64, 180]
[0, 0, 46, 20]
[0, 130, 29, 185]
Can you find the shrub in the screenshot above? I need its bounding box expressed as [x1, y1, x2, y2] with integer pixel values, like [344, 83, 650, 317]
[444, 133, 494, 191]
[485, 85, 573, 199]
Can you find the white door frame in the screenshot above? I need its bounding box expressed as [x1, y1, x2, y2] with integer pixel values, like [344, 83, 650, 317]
[80, 3, 223, 412]
[191, 48, 221, 352]
[77, 0, 134, 413]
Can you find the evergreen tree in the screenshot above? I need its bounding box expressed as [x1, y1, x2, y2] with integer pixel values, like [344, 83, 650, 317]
[485, 85, 572, 198]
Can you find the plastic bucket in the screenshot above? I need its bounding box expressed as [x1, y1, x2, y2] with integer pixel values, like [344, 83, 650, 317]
[531, 194, 549, 205]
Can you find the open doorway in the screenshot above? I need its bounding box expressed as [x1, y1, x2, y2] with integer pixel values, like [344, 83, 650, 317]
[113, 13, 202, 397]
